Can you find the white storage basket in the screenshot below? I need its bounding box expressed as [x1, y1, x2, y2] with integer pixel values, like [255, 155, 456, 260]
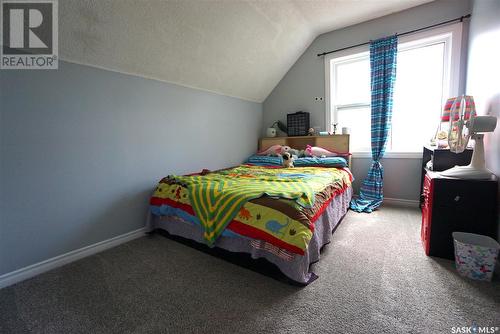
[453, 232, 499, 281]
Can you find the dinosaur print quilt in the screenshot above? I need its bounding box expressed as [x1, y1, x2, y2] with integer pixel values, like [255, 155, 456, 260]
[150, 165, 352, 255]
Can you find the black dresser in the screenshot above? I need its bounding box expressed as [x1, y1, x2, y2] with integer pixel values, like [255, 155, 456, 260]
[421, 170, 498, 259]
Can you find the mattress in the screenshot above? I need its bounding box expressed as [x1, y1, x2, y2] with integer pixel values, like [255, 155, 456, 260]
[150, 165, 352, 255]
[148, 186, 351, 284]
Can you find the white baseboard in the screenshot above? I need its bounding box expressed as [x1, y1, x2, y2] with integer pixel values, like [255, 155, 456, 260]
[0, 227, 147, 289]
[382, 197, 420, 208]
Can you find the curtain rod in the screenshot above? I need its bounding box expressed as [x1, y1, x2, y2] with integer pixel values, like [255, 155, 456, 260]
[317, 14, 471, 57]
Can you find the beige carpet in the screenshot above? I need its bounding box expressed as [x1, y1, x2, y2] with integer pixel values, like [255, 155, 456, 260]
[1, 205, 499, 333]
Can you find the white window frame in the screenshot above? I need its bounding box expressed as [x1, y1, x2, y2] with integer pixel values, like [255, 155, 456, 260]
[324, 23, 463, 158]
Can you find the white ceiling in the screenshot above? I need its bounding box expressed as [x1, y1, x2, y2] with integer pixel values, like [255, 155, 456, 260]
[60, 0, 433, 102]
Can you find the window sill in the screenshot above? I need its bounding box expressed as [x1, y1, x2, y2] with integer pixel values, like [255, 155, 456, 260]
[352, 152, 422, 159]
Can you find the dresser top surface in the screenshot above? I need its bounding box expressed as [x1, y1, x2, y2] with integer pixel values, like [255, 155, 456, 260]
[424, 144, 473, 152]
[426, 169, 498, 182]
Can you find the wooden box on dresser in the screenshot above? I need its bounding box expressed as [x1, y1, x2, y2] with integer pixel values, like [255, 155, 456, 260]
[421, 170, 498, 260]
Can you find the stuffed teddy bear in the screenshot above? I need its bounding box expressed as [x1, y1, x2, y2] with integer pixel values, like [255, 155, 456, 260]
[287, 148, 300, 157]
[282, 152, 294, 168]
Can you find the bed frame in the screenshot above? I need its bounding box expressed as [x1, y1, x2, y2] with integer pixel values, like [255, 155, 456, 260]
[149, 134, 353, 284]
[259, 134, 351, 167]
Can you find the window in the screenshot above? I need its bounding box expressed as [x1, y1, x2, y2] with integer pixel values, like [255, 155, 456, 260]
[325, 23, 462, 156]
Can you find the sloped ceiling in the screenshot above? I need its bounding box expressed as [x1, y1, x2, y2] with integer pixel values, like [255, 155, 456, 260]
[60, 0, 433, 102]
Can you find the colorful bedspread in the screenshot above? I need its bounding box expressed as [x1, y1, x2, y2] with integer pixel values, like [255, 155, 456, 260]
[150, 165, 352, 255]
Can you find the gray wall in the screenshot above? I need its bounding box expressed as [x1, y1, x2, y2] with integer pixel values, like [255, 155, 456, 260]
[0, 61, 262, 275]
[263, 0, 471, 201]
[466, 0, 500, 239]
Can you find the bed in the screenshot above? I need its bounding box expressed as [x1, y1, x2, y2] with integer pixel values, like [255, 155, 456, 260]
[147, 136, 353, 284]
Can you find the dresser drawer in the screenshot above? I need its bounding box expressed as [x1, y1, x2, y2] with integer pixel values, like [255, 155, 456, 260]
[432, 178, 497, 209]
[429, 206, 498, 259]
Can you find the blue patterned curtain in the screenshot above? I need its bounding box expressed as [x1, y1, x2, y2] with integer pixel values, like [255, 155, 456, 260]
[350, 36, 398, 213]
